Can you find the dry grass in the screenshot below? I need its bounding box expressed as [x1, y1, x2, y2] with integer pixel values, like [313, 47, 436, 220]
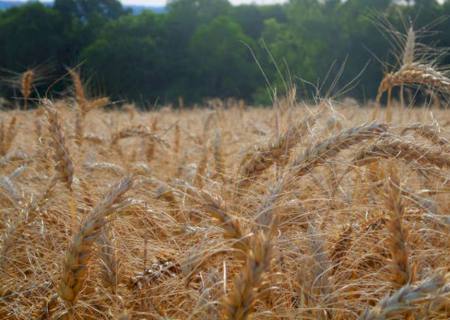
[0, 97, 449, 320]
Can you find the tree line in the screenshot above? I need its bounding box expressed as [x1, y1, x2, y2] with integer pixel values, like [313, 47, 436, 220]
[0, 0, 449, 107]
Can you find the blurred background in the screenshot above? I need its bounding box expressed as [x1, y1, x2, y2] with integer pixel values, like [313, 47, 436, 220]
[0, 0, 449, 107]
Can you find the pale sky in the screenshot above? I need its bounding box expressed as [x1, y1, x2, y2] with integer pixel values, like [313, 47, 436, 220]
[8, 0, 446, 6]
[10, 0, 288, 6]
[119, 0, 287, 5]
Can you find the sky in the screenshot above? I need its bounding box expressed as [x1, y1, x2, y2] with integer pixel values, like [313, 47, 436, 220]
[6, 0, 446, 6]
[119, 0, 287, 5]
[4, 0, 288, 6]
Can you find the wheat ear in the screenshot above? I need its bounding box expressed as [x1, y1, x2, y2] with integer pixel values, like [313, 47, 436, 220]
[74, 110, 83, 147]
[58, 176, 133, 304]
[197, 189, 249, 254]
[111, 125, 168, 147]
[44, 101, 74, 191]
[359, 272, 448, 320]
[145, 118, 158, 162]
[384, 164, 412, 288]
[1, 116, 18, 157]
[223, 230, 273, 320]
[85, 97, 110, 115]
[238, 114, 316, 188]
[377, 63, 450, 103]
[290, 123, 387, 178]
[21, 69, 34, 110]
[401, 124, 449, 148]
[68, 68, 87, 112]
[173, 123, 180, 154]
[254, 179, 283, 232]
[194, 145, 208, 188]
[0, 121, 4, 156]
[98, 227, 119, 293]
[353, 138, 450, 169]
[402, 26, 416, 66]
[154, 182, 179, 213]
[214, 129, 226, 181]
[116, 311, 131, 320]
[331, 224, 353, 273]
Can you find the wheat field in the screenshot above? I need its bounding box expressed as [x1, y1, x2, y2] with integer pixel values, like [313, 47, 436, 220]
[0, 95, 449, 319]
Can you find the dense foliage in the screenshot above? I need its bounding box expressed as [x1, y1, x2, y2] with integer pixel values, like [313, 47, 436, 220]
[1, 0, 450, 105]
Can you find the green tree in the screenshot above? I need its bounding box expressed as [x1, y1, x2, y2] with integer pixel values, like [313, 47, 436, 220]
[54, 0, 126, 21]
[0, 3, 64, 69]
[2, 0, 450, 105]
[161, 0, 233, 101]
[168, 0, 231, 24]
[230, 4, 286, 39]
[189, 16, 259, 101]
[81, 12, 166, 104]
[53, 0, 128, 60]
[260, 0, 338, 98]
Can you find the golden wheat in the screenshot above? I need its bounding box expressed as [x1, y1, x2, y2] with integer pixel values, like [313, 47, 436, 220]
[0, 98, 449, 320]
